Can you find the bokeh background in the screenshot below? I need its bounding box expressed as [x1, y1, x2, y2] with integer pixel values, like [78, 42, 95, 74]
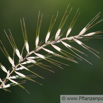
[0, 0, 103, 103]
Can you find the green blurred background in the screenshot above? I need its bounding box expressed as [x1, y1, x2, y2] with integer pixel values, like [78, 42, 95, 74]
[0, 0, 103, 103]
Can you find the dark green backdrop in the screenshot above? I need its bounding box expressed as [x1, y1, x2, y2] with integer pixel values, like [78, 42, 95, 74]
[0, 0, 103, 103]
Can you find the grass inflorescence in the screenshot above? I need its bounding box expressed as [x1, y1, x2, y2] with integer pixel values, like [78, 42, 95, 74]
[0, 4, 103, 93]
